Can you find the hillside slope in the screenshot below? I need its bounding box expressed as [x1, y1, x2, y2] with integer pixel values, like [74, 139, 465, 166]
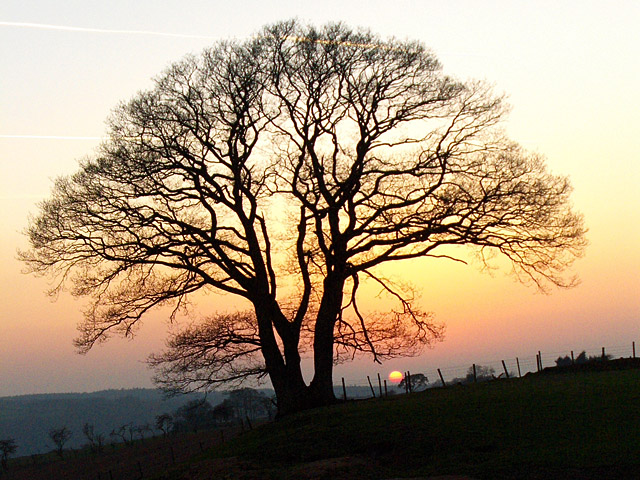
[168, 368, 640, 479]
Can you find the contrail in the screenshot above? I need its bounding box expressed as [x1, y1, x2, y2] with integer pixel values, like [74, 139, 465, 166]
[1, 22, 385, 48]
[0, 135, 103, 140]
[1, 21, 434, 55]
[0, 21, 219, 40]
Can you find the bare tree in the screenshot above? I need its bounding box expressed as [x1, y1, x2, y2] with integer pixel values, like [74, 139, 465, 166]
[49, 427, 72, 458]
[82, 423, 105, 453]
[0, 438, 18, 471]
[155, 413, 174, 437]
[109, 423, 135, 446]
[21, 20, 586, 415]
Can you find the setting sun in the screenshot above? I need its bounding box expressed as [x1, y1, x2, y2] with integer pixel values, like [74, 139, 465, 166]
[389, 371, 403, 383]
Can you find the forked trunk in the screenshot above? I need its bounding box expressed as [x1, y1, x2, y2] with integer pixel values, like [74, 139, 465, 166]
[271, 376, 337, 416]
[268, 333, 338, 416]
[257, 275, 343, 416]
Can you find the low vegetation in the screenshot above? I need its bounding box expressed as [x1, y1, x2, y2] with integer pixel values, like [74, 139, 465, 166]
[170, 366, 640, 479]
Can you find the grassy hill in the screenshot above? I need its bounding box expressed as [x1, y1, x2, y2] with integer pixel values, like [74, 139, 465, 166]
[164, 367, 640, 479]
[4, 367, 639, 479]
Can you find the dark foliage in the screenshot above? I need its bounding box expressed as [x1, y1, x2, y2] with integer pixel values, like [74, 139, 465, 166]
[0, 438, 18, 471]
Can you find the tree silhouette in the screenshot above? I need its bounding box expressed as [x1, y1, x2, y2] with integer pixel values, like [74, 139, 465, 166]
[21, 20, 586, 415]
[398, 373, 429, 392]
[155, 413, 174, 437]
[466, 364, 496, 383]
[555, 350, 612, 367]
[0, 438, 18, 471]
[82, 423, 105, 453]
[172, 399, 215, 432]
[49, 427, 72, 458]
[109, 423, 134, 446]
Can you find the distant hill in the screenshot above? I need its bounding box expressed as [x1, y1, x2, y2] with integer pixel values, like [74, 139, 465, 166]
[0, 385, 379, 458]
[0, 388, 226, 457]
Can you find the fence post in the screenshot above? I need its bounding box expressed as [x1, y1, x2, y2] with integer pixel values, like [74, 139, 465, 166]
[367, 376, 376, 398]
[602, 347, 606, 360]
[407, 371, 412, 393]
[502, 360, 509, 379]
[472, 364, 477, 383]
[342, 377, 347, 401]
[634, 341, 636, 359]
[571, 350, 575, 364]
[384, 379, 388, 397]
[516, 357, 521, 378]
[377, 373, 383, 397]
[538, 351, 543, 371]
[438, 368, 446, 387]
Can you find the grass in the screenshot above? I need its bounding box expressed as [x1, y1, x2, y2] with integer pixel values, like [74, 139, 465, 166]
[172, 368, 640, 479]
[7, 367, 639, 479]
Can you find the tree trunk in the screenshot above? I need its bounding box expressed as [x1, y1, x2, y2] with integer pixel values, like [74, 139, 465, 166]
[254, 296, 312, 416]
[308, 272, 345, 408]
[254, 275, 344, 415]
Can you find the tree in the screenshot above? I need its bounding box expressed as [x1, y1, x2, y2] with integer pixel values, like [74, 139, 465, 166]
[49, 426, 72, 458]
[398, 373, 429, 392]
[109, 423, 134, 446]
[82, 423, 105, 453]
[226, 388, 273, 420]
[556, 350, 612, 367]
[155, 413, 174, 437]
[555, 354, 573, 367]
[172, 399, 215, 432]
[212, 400, 234, 424]
[21, 20, 586, 416]
[0, 438, 18, 471]
[466, 364, 496, 383]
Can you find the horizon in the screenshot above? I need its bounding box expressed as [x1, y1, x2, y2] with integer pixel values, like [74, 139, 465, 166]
[2, 339, 636, 399]
[1, 1, 639, 398]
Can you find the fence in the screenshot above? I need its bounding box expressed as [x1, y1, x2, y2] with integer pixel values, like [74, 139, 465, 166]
[4, 341, 638, 478]
[337, 341, 638, 399]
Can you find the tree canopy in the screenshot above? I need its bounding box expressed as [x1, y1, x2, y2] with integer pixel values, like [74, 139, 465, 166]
[22, 20, 586, 414]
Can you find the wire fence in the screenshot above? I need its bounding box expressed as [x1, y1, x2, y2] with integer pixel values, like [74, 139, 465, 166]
[3, 341, 638, 478]
[337, 341, 638, 398]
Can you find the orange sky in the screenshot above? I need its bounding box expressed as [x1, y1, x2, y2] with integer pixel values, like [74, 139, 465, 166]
[1, 1, 638, 396]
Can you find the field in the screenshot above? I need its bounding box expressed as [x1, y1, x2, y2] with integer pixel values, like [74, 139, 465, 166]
[4, 366, 640, 479]
[165, 367, 640, 479]
[3, 426, 241, 480]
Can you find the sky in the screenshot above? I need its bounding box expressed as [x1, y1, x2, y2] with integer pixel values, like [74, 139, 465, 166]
[1, 0, 639, 396]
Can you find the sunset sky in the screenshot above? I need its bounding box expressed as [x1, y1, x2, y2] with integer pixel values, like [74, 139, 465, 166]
[1, 1, 638, 397]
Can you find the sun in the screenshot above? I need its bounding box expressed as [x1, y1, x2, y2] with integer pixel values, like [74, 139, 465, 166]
[389, 371, 403, 383]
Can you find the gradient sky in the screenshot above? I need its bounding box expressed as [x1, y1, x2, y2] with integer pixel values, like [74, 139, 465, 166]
[1, 0, 638, 396]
